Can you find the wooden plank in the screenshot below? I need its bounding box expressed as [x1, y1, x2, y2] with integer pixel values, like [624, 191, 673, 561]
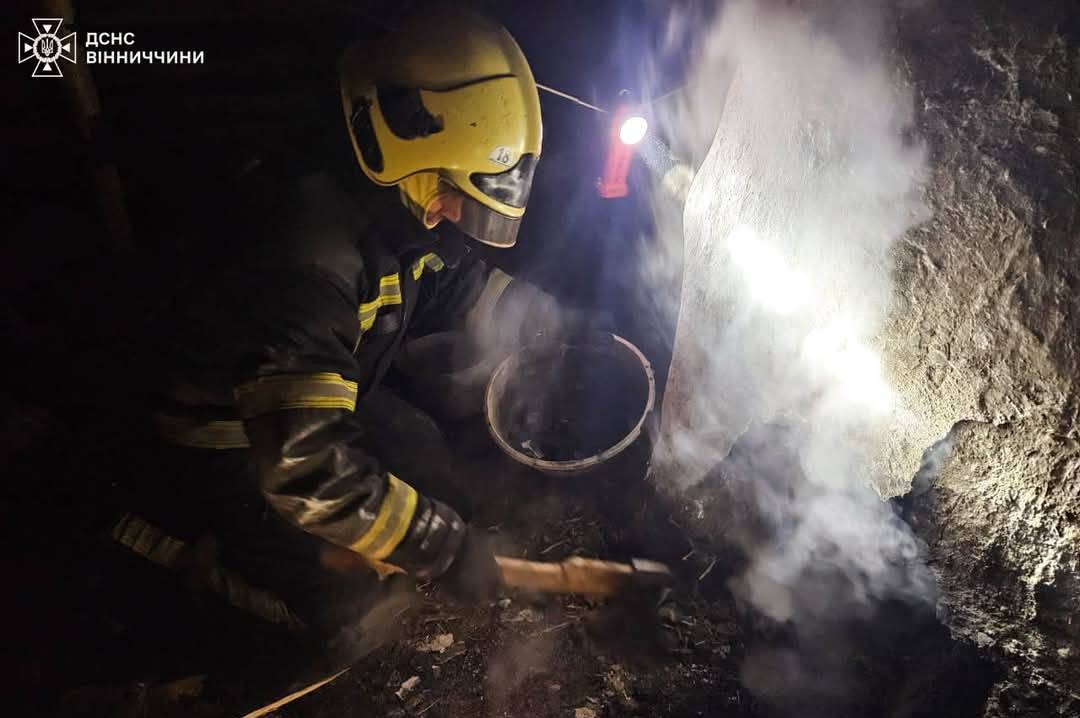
[241, 668, 351, 718]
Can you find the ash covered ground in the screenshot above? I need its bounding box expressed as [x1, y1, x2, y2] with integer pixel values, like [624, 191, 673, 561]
[276, 422, 997, 718]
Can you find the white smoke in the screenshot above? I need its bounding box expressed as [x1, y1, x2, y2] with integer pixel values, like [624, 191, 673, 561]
[644, 0, 934, 623]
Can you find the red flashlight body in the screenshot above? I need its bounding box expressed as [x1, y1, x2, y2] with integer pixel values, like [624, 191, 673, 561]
[597, 105, 639, 199]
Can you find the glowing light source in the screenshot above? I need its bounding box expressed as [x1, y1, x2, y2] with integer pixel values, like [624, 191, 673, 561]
[618, 115, 648, 145]
[599, 108, 645, 198]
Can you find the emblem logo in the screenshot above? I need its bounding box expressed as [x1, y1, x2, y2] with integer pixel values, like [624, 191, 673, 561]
[18, 18, 76, 78]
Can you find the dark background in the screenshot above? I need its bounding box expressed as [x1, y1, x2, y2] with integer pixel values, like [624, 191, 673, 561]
[3, 0, 714, 410]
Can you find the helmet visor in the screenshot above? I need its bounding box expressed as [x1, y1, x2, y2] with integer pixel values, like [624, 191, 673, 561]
[469, 153, 537, 210]
[455, 191, 522, 247]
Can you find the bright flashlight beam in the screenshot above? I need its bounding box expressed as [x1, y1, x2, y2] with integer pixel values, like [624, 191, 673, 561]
[802, 324, 895, 412]
[726, 224, 811, 314]
[723, 223, 897, 413]
[619, 115, 648, 145]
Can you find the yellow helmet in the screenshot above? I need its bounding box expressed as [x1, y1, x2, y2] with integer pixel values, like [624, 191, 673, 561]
[340, 8, 542, 247]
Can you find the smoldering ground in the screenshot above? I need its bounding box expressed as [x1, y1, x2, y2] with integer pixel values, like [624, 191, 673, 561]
[412, 0, 947, 710]
[642, 0, 942, 710]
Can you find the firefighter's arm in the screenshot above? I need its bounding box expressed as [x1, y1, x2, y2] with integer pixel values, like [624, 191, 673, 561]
[234, 268, 469, 579]
[413, 246, 574, 350]
[241, 401, 466, 579]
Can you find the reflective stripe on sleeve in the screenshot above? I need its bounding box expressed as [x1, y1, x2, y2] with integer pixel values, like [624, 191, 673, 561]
[358, 273, 403, 332]
[411, 252, 446, 281]
[234, 372, 358, 419]
[111, 512, 188, 568]
[349, 474, 419, 560]
[153, 413, 251, 449]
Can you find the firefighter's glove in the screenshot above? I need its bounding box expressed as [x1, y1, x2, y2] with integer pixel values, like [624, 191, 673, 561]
[440, 527, 502, 604]
[395, 499, 500, 603]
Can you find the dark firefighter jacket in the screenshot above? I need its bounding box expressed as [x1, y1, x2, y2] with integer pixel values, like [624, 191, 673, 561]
[152, 171, 553, 577]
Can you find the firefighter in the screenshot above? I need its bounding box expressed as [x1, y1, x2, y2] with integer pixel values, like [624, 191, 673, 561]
[116, 7, 572, 631]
